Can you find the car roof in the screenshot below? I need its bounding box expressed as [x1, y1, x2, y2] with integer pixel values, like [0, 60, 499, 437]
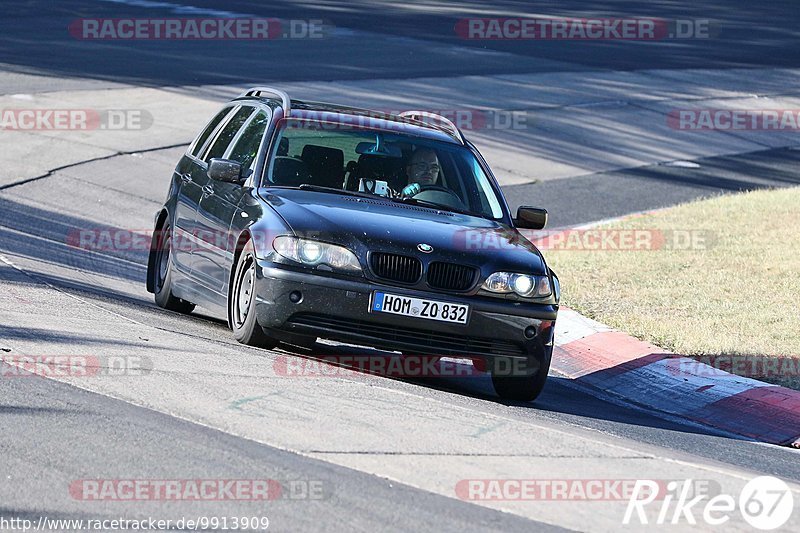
[232, 93, 464, 145]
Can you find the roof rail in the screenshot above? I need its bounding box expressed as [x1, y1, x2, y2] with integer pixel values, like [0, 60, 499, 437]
[240, 86, 291, 116]
[397, 110, 464, 144]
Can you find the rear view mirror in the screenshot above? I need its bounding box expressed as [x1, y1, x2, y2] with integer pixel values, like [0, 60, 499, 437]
[515, 206, 548, 229]
[355, 134, 402, 158]
[207, 158, 249, 184]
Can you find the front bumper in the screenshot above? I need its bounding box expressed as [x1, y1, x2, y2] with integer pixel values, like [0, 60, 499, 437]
[254, 261, 557, 362]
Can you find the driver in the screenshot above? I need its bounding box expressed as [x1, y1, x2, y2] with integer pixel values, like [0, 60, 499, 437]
[400, 148, 441, 197]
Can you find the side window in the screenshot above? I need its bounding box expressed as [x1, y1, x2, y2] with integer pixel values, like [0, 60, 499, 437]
[190, 107, 233, 158]
[227, 111, 270, 170]
[203, 106, 254, 162]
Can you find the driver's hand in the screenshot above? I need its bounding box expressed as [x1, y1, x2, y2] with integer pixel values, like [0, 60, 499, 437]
[401, 182, 421, 198]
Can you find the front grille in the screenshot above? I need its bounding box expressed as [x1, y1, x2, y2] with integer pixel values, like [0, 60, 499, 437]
[370, 253, 422, 283]
[427, 262, 477, 291]
[287, 314, 525, 358]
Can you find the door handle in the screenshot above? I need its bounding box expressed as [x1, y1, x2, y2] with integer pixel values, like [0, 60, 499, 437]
[202, 184, 214, 196]
[180, 173, 192, 184]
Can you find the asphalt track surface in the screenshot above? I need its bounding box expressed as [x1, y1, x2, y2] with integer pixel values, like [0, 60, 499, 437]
[2, 1, 800, 531]
[3, 0, 800, 88]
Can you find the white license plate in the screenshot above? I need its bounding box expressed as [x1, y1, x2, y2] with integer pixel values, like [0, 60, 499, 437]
[370, 292, 469, 324]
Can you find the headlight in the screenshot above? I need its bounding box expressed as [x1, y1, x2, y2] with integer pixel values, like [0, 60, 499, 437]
[298, 241, 323, 263]
[273, 236, 361, 273]
[482, 272, 552, 298]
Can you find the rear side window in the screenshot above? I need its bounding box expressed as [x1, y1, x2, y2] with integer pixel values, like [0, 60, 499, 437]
[204, 106, 254, 162]
[227, 111, 270, 170]
[190, 107, 233, 158]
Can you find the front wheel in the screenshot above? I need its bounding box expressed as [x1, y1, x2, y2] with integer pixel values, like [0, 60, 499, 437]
[491, 351, 551, 402]
[151, 220, 195, 314]
[229, 240, 278, 349]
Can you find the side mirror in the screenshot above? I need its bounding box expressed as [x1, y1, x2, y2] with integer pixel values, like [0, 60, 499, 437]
[207, 158, 248, 184]
[515, 206, 548, 229]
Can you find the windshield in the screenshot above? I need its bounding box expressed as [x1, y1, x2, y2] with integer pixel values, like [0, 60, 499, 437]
[264, 119, 506, 219]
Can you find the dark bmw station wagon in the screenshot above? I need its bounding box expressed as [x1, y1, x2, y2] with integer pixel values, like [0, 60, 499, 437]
[147, 87, 559, 401]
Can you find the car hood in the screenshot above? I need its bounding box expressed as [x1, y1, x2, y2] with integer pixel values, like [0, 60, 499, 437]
[261, 189, 547, 275]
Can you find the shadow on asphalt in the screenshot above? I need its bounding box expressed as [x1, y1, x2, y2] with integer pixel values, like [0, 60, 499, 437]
[3, 0, 800, 86]
[0, 195, 147, 284]
[0, 178, 757, 447]
[0, 212, 741, 445]
[275, 341, 741, 441]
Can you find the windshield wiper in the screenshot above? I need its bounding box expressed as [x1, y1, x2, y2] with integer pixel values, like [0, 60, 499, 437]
[292, 185, 489, 218]
[296, 184, 377, 199]
[392, 196, 489, 219]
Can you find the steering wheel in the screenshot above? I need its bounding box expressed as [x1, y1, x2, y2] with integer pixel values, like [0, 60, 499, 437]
[410, 184, 466, 210]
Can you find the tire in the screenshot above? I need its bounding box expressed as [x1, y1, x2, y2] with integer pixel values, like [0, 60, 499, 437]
[229, 240, 278, 349]
[491, 351, 551, 402]
[152, 220, 195, 314]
